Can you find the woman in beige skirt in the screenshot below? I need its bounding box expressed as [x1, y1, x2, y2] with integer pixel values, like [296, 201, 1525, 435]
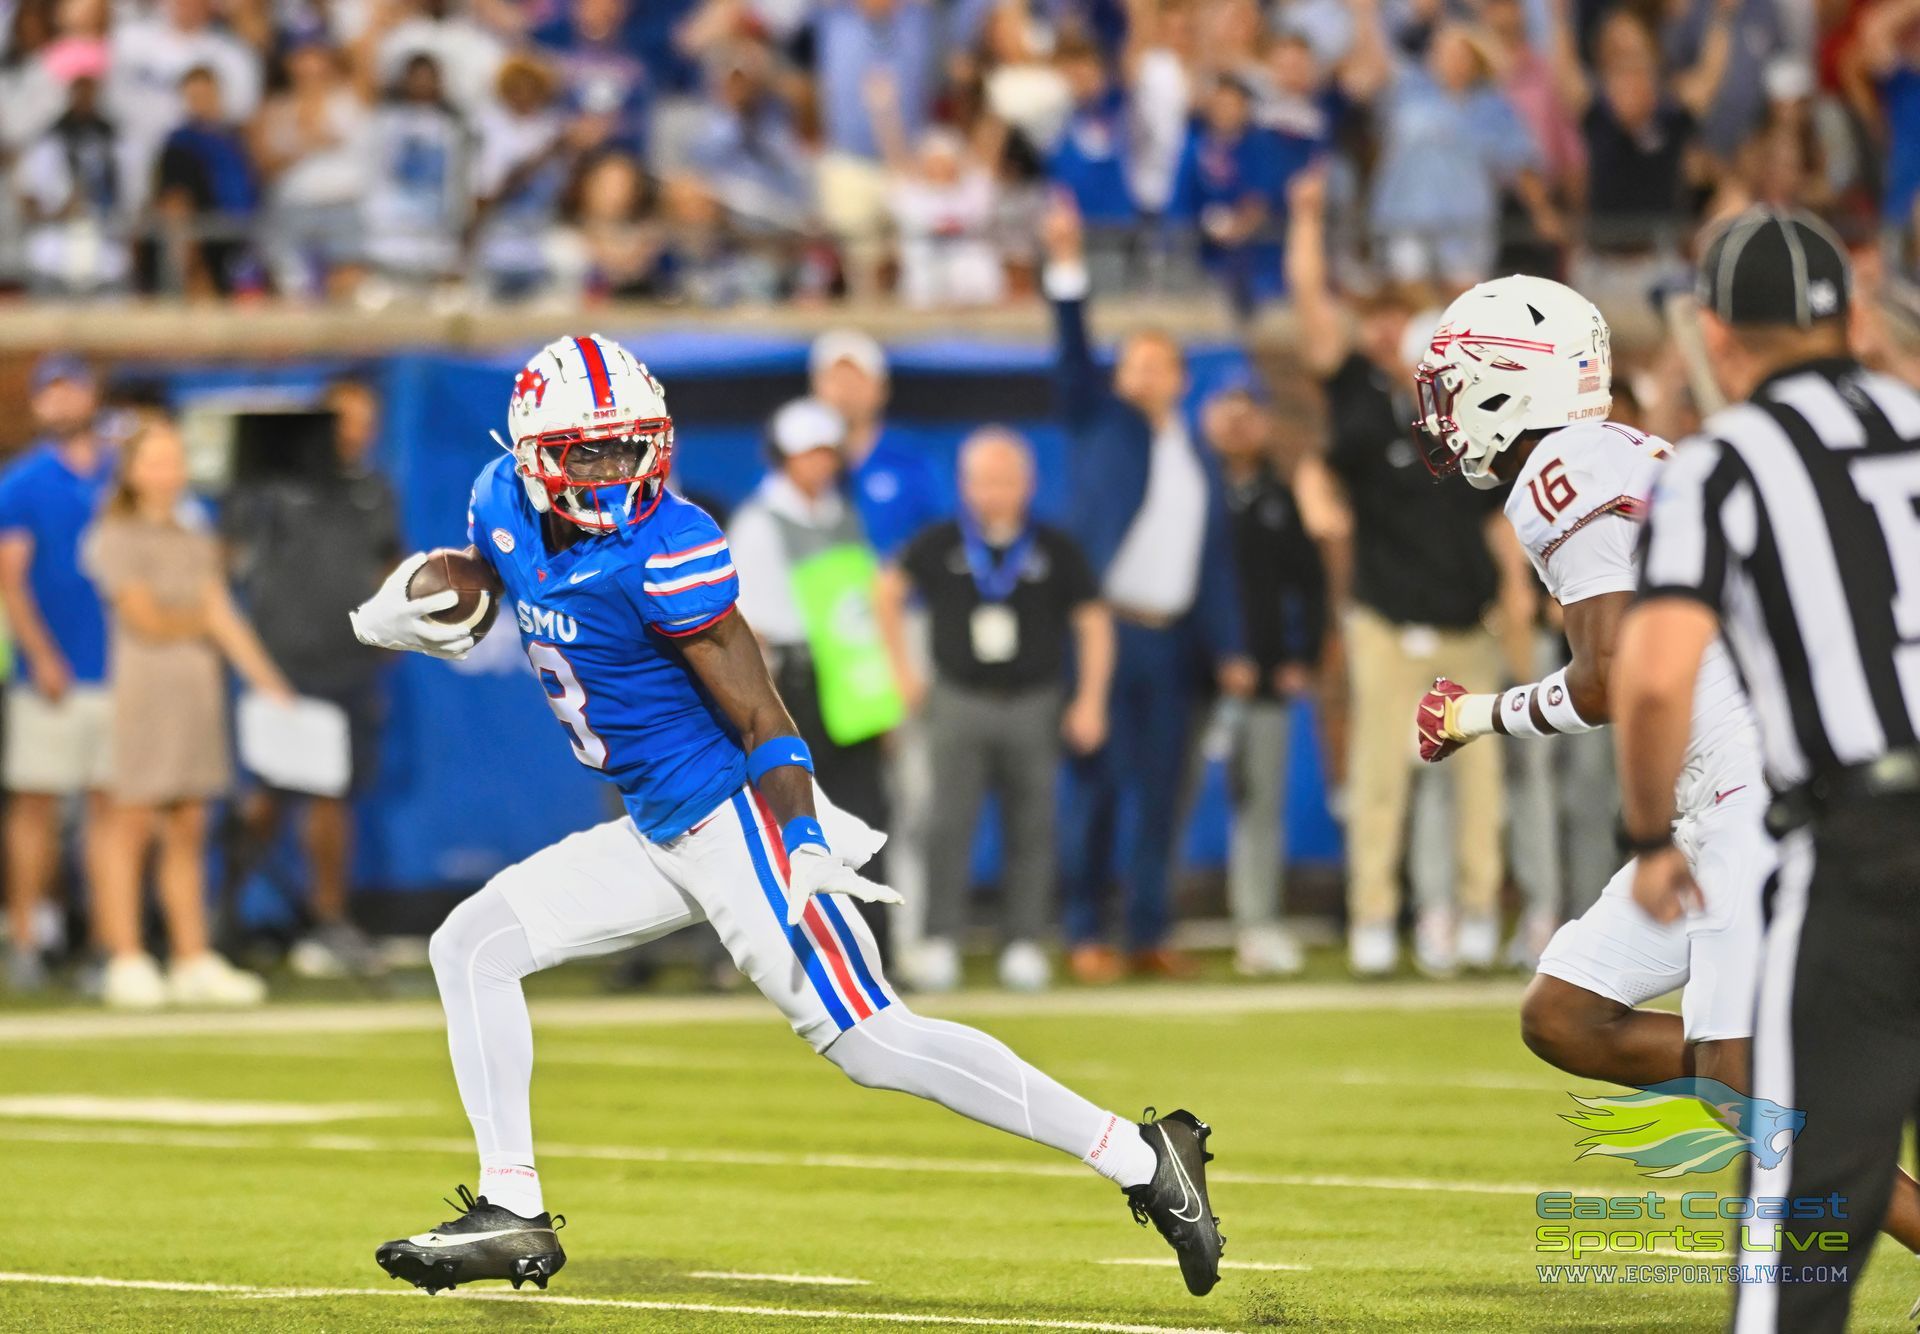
[85, 419, 293, 1009]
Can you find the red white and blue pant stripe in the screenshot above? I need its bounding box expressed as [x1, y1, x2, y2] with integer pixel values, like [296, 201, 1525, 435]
[731, 788, 890, 1032]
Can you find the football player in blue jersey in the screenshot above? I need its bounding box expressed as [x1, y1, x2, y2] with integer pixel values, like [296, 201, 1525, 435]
[349, 334, 1226, 1297]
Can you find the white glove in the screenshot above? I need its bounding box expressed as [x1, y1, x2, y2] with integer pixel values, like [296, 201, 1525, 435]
[349, 552, 481, 661]
[785, 843, 903, 927]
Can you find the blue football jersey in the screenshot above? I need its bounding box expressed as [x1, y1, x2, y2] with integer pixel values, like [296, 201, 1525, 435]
[467, 455, 747, 840]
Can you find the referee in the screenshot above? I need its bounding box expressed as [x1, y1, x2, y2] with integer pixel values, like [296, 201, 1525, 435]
[1612, 205, 1920, 1331]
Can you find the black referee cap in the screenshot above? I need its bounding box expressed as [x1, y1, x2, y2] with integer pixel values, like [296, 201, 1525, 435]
[1696, 206, 1851, 329]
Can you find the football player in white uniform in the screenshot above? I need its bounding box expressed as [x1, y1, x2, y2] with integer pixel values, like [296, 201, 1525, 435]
[1407, 276, 1920, 1250]
[1413, 276, 1766, 1085]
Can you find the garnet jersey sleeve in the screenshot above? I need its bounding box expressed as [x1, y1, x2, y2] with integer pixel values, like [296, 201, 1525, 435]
[628, 495, 740, 638]
[1503, 421, 1672, 607]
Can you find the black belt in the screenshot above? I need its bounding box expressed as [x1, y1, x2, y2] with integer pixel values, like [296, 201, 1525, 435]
[1765, 750, 1920, 837]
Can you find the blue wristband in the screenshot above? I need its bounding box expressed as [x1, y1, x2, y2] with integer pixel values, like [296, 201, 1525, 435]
[748, 736, 814, 786]
[781, 816, 829, 856]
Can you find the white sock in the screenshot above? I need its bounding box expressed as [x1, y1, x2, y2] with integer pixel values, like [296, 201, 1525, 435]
[428, 888, 546, 1217]
[479, 1161, 544, 1219]
[1083, 1114, 1158, 1189]
[825, 1006, 1158, 1190]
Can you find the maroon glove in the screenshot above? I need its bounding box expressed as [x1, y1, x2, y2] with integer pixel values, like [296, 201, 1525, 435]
[1415, 676, 1473, 764]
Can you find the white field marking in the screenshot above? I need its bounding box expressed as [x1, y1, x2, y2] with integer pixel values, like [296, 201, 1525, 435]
[0, 1272, 1238, 1334]
[42, 1035, 1128, 1085]
[8, 1122, 1651, 1200]
[0, 980, 1526, 1044]
[686, 1271, 871, 1286]
[1323, 1069, 1570, 1093]
[0, 1095, 417, 1126]
[1097, 1259, 1311, 1273]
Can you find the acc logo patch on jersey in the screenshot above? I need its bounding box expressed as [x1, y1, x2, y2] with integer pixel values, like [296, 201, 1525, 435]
[491, 527, 516, 554]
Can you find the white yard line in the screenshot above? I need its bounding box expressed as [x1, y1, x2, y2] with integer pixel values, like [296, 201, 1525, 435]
[1323, 1070, 1570, 1093]
[0, 1271, 1240, 1334]
[687, 1271, 870, 1286]
[0, 1095, 418, 1126]
[0, 981, 1525, 1044]
[9, 1122, 1596, 1198]
[1097, 1259, 1311, 1273]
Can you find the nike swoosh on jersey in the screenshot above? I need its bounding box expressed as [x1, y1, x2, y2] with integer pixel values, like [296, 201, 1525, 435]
[568, 569, 602, 584]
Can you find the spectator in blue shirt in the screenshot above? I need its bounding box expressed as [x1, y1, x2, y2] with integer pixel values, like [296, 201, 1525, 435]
[152, 65, 261, 297]
[816, 0, 941, 161]
[629, 0, 702, 96]
[1169, 74, 1310, 313]
[810, 329, 950, 558]
[814, 0, 941, 295]
[1257, 30, 1339, 143]
[532, 0, 650, 154]
[1861, 0, 1920, 244]
[1660, 0, 1784, 161]
[0, 355, 115, 994]
[1045, 33, 1136, 226]
[1342, 6, 1546, 286]
[685, 40, 815, 233]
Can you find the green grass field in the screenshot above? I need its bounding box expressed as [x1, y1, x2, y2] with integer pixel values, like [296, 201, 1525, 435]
[3, 973, 1913, 1332]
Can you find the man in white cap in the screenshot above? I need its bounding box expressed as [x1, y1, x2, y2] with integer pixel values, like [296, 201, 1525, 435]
[728, 398, 902, 951]
[810, 330, 948, 965]
[809, 329, 949, 559]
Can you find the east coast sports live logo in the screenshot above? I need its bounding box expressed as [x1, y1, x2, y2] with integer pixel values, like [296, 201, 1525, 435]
[1532, 1078, 1850, 1262]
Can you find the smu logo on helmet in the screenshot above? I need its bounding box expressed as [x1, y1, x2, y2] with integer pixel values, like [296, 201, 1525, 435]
[516, 602, 579, 643]
[514, 367, 549, 410]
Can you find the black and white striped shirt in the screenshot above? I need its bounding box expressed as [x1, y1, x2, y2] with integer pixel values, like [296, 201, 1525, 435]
[1639, 357, 1920, 791]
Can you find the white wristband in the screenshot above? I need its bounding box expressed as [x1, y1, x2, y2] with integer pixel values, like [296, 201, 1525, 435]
[1537, 666, 1601, 734]
[1496, 685, 1551, 738]
[1042, 259, 1090, 302]
[1452, 693, 1498, 738]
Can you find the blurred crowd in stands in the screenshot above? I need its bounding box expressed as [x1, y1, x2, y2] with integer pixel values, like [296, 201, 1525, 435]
[1, 0, 1913, 310]
[9, 0, 1920, 1008]
[0, 225, 1668, 1005]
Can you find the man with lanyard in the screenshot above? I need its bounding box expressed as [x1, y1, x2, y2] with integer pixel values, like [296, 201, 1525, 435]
[878, 429, 1114, 992]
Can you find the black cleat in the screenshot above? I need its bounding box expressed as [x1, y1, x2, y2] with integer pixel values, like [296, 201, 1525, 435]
[1126, 1108, 1225, 1296]
[374, 1185, 566, 1294]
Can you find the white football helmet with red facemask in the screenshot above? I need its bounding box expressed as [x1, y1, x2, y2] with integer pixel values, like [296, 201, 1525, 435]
[500, 334, 675, 531]
[1413, 275, 1612, 489]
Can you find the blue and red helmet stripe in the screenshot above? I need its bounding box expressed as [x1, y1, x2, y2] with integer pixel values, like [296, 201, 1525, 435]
[573, 336, 616, 409]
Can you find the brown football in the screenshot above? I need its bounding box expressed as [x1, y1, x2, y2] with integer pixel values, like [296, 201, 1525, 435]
[407, 546, 504, 640]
